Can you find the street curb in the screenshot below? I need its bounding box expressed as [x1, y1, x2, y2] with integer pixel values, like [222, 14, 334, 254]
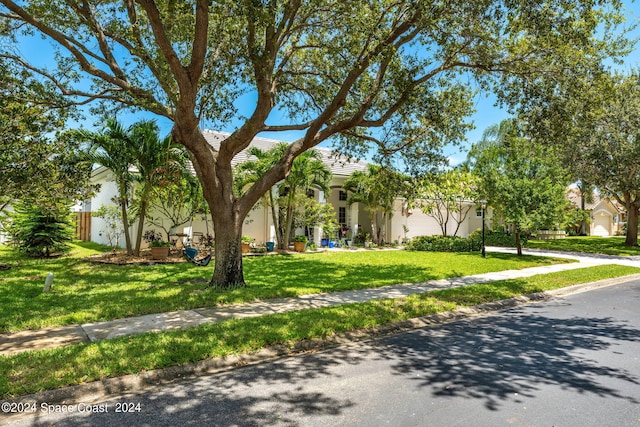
[3, 272, 640, 416]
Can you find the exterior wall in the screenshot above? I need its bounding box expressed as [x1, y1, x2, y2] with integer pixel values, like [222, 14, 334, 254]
[242, 204, 273, 245]
[90, 172, 123, 247]
[0, 205, 14, 245]
[389, 200, 487, 242]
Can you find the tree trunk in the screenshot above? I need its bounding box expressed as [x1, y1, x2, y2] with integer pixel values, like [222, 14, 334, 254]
[283, 192, 296, 249]
[625, 202, 639, 247]
[269, 190, 283, 249]
[370, 210, 378, 245]
[515, 227, 523, 256]
[579, 191, 588, 236]
[133, 191, 150, 256]
[210, 215, 246, 289]
[119, 182, 133, 255]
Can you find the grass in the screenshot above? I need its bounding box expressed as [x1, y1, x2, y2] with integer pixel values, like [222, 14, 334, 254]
[1, 264, 638, 398]
[527, 236, 640, 256]
[0, 242, 571, 332]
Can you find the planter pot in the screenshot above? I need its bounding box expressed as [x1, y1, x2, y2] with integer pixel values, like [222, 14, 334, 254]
[328, 241, 335, 248]
[293, 241, 307, 252]
[266, 241, 275, 252]
[241, 243, 250, 253]
[150, 246, 170, 260]
[321, 238, 329, 247]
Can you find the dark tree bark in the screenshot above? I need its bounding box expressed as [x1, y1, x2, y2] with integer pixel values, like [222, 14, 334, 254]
[624, 193, 640, 247]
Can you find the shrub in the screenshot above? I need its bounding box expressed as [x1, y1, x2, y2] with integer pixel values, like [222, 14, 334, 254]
[8, 203, 74, 257]
[142, 229, 163, 244]
[293, 234, 308, 243]
[408, 235, 481, 252]
[468, 228, 526, 248]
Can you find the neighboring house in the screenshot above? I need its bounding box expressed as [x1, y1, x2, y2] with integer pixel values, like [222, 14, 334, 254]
[566, 189, 623, 237]
[87, 131, 486, 248]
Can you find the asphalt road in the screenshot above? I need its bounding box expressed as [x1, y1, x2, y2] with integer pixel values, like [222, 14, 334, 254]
[6, 279, 640, 427]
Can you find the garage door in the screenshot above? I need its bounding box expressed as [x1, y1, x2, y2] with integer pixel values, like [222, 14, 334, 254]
[592, 215, 611, 237]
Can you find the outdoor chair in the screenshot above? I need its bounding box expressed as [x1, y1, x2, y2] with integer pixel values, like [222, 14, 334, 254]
[183, 247, 213, 267]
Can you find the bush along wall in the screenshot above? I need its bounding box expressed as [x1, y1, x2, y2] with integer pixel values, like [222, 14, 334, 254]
[468, 228, 527, 248]
[408, 235, 481, 252]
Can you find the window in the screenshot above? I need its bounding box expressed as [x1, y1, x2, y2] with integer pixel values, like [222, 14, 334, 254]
[476, 207, 484, 218]
[338, 207, 346, 224]
[339, 190, 347, 201]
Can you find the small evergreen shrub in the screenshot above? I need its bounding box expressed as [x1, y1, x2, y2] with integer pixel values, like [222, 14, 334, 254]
[8, 203, 74, 257]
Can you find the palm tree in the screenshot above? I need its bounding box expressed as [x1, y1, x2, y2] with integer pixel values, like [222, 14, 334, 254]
[235, 143, 288, 248]
[236, 146, 332, 250]
[81, 119, 136, 255]
[279, 150, 332, 249]
[129, 120, 184, 255]
[344, 164, 409, 245]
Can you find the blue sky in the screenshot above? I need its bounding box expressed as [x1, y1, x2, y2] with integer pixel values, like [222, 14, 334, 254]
[17, 1, 640, 167]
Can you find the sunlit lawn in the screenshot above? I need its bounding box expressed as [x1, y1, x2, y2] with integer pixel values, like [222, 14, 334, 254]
[1, 264, 638, 398]
[0, 242, 571, 332]
[527, 236, 640, 256]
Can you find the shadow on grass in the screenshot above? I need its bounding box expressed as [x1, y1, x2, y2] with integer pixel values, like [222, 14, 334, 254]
[0, 249, 564, 332]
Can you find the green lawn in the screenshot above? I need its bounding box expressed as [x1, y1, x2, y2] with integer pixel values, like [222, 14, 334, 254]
[1, 264, 637, 398]
[0, 242, 572, 332]
[527, 236, 640, 256]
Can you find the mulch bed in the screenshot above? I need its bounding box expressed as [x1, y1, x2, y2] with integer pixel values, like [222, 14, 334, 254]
[85, 249, 187, 265]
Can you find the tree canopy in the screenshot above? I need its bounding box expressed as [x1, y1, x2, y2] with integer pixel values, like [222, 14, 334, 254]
[0, 0, 629, 287]
[0, 60, 93, 216]
[520, 68, 640, 246]
[416, 169, 480, 237]
[468, 119, 569, 254]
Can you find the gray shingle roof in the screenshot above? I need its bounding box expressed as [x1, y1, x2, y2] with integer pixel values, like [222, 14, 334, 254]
[201, 130, 368, 177]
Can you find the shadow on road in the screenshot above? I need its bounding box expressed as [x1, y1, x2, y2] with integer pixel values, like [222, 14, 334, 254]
[381, 301, 640, 411]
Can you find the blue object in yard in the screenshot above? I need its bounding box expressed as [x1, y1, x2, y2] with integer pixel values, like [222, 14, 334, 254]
[321, 238, 329, 247]
[328, 241, 335, 248]
[184, 247, 198, 259]
[266, 241, 275, 252]
[183, 247, 213, 267]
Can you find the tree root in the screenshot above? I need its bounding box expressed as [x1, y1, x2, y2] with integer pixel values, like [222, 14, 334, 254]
[207, 281, 247, 290]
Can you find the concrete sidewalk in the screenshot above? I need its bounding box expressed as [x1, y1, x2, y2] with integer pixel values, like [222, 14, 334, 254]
[1, 248, 638, 356]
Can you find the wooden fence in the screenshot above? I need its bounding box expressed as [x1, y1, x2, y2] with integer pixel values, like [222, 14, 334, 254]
[75, 212, 91, 241]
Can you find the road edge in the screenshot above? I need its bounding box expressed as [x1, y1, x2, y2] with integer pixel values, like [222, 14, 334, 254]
[3, 272, 640, 417]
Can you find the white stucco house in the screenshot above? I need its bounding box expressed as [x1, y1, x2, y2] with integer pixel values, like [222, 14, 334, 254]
[83, 130, 485, 248]
[566, 189, 623, 237]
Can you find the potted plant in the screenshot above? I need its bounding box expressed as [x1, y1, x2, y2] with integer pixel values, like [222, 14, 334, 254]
[293, 234, 308, 252]
[149, 239, 171, 259]
[241, 235, 253, 253]
[143, 230, 171, 260]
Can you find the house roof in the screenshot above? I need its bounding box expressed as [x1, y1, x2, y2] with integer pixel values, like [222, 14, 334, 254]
[566, 188, 620, 212]
[91, 130, 369, 180]
[201, 130, 368, 177]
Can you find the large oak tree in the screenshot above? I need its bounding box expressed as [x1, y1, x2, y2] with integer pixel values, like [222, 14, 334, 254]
[521, 69, 640, 247]
[0, 0, 626, 287]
